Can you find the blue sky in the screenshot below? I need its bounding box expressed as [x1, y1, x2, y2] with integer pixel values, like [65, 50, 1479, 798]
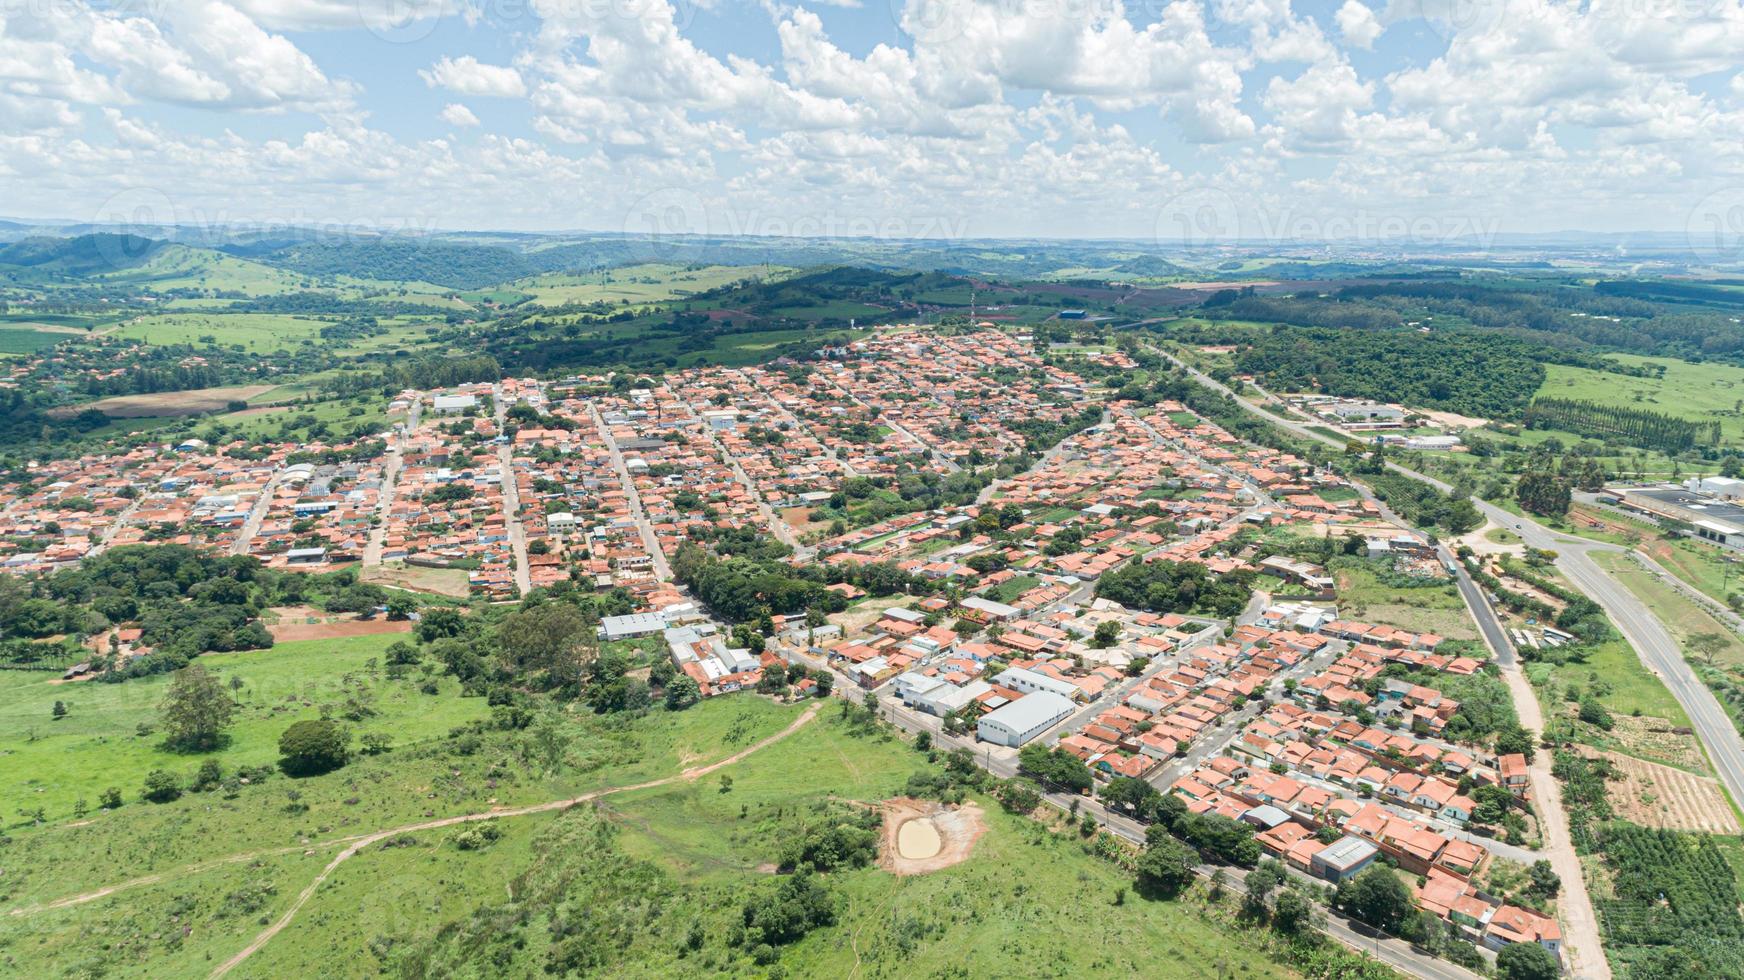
[2, 0, 1742, 244]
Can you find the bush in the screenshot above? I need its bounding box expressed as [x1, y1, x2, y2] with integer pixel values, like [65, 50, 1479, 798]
[141, 769, 182, 803]
[278, 719, 351, 776]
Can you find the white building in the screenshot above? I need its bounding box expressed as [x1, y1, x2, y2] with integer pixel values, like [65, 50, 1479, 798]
[993, 666, 1081, 701]
[978, 691, 1076, 747]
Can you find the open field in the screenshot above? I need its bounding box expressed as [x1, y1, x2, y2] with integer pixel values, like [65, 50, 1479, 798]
[512, 263, 777, 306]
[58, 383, 281, 418]
[364, 709, 1303, 979]
[1594, 550, 1744, 668]
[92, 245, 317, 295]
[1332, 560, 1477, 641]
[111, 312, 339, 352]
[0, 697, 806, 910]
[1590, 748, 1740, 834]
[0, 633, 487, 819]
[362, 563, 472, 598]
[1540, 354, 1744, 444]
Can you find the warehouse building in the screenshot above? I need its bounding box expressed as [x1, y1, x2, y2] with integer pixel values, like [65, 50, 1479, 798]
[978, 691, 1076, 747]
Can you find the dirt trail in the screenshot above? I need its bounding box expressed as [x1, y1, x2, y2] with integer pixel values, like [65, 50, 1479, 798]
[208, 703, 817, 977]
[7, 705, 818, 971]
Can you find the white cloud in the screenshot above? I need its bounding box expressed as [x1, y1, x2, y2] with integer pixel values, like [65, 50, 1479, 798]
[440, 102, 480, 127]
[1335, 1, 1383, 49]
[420, 56, 527, 98]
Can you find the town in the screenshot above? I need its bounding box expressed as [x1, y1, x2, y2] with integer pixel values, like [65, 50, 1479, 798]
[2, 325, 1590, 977]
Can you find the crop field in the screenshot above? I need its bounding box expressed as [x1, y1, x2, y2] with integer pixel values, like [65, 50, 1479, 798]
[1539, 354, 1744, 444]
[1594, 749, 1740, 834]
[110, 312, 344, 352]
[0, 325, 69, 354]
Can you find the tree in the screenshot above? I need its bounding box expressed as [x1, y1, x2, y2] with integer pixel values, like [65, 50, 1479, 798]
[1495, 724, 1537, 763]
[1336, 866, 1414, 933]
[159, 663, 237, 752]
[496, 602, 594, 688]
[1515, 471, 1572, 517]
[278, 719, 351, 776]
[1496, 940, 1560, 980]
[1092, 621, 1121, 649]
[664, 675, 701, 711]
[1689, 631, 1730, 666]
[51, 700, 67, 720]
[1135, 834, 1196, 899]
[1527, 859, 1561, 898]
[385, 594, 417, 620]
[141, 769, 182, 803]
[1273, 889, 1313, 934]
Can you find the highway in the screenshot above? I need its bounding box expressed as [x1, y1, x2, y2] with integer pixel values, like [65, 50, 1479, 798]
[1158, 350, 1618, 978]
[1162, 349, 1744, 804]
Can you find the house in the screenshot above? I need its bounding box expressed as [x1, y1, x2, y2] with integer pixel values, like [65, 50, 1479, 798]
[1310, 836, 1379, 882]
[993, 666, 1082, 701]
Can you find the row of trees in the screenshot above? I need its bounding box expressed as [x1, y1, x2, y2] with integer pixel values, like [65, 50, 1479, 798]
[1524, 397, 1718, 452]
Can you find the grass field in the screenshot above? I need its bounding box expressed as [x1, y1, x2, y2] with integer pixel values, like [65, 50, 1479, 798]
[0, 633, 489, 819]
[111, 312, 339, 352]
[92, 244, 316, 296]
[1539, 354, 1744, 444]
[513, 263, 778, 306]
[1332, 559, 1478, 641]
[246, 710, 1302, 979]
[1593, 551, 1744, 668]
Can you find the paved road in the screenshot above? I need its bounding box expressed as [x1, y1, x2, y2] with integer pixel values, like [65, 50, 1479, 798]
[865, 693, 1479, 980]
[1159, 350, 1615, 977]
[663, 381, 812, 560]
[493, 386, 532, 596]
[228, 473, 281, 557]
[363, 401, 416, 566]
[588, 401, 672, 581]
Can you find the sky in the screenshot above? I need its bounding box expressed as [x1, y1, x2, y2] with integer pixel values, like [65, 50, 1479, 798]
[2, 0, 1743, 245]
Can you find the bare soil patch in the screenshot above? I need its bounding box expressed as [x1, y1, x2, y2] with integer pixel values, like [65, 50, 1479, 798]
[878, 797, 986, 876]
[268, 618, 412, 643]
[1584, 747, 1739, 834]
[54, 384, 279, 418]
[362, 563, 471, 598]
[781, 506, 829, 535]
[263, 604, 414, 642]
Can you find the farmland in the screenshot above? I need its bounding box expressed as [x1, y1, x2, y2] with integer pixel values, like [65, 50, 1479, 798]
[512, 262, 780, 306]
[66, 383, 282, 418]
[1538, 354, 1744, 445]
[110, 313, 343, 352]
